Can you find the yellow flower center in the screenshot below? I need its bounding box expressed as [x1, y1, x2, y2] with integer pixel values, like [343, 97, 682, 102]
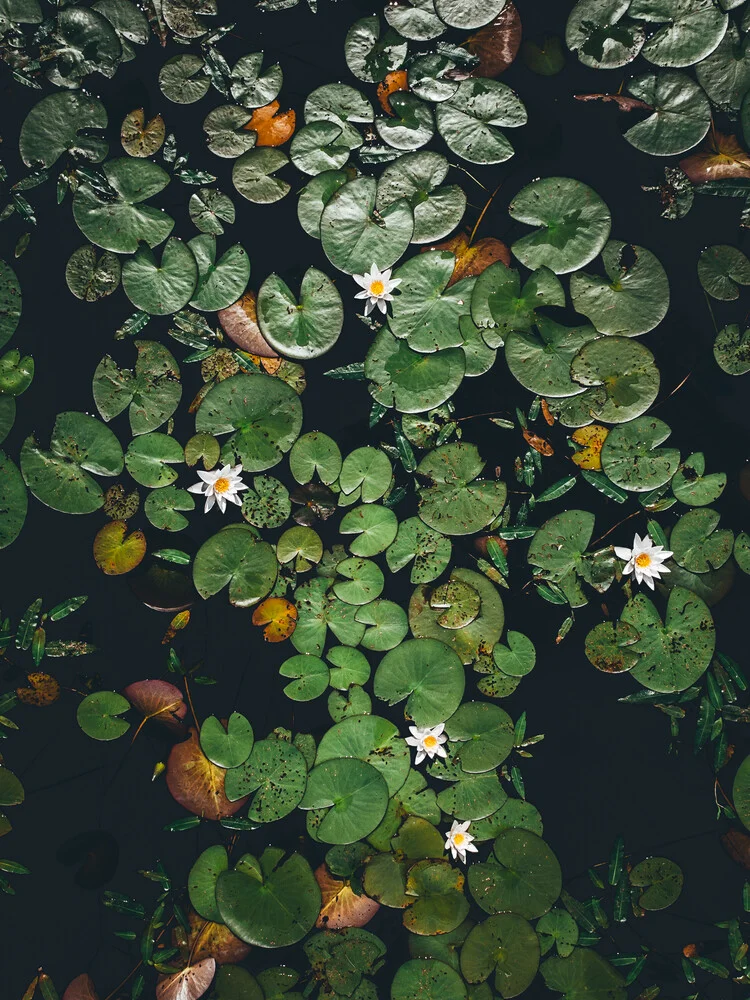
[369, 279, 385, 296]
[453, 833, 465, 846]
[214, 477, 231, 494]
[635, 552, 652, 568]
[423, 734, 438, 749]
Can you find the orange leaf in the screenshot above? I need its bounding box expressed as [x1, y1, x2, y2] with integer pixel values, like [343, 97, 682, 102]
[314, 864, 380, 930]
[175, 910, 251, 965]
[156, 959, 216, 1000]
[93, 521, 147, 576]
[466, 2, 521, 78]
[679, 132, 750, 184]
[252, 597, 298, 642]
[540, 399, 555, 426]
[377, 70, 408, 115]
[166, 728, 247, 820]
[523, 428, 553, 456]
[571, 424, 609, 470]
[425, 232, 510, 285]
[244, 101, 296, 146]
[16, 671, 60, 706]
[218, 292, 279, 358]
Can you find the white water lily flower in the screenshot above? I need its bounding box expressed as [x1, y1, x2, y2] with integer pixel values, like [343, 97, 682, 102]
[614, 532, 673, 590]
[353, 263, 401, 316]
[404, 723, 448, 765]
[188, 463, 248, 514]
[445, 820, 478, 864]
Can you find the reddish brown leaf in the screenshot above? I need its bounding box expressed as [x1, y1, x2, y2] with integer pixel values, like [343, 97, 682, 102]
[252, 597, 298, 642]
[523, 428, 554, 456]
[377, 70, 409, 115]
[679, 132, 750, 184]
[540, 399, 555, 426]
[175, 910, 251, 965]
[425, 232, 510, 285]
[218, 292, 278, 358]
[123, 679, 187, 734]
[156, 958, 216, 1000]
[467, 2, 522, 78]
[62, 975, 99, 1000]
[244, 101, 295, 146]
[722, 827, 750, 870]
[166, 728, 247, 820]
[17, 671, 60, 706]
[314, 864, 380, 930]
[574, 93, 652, 112]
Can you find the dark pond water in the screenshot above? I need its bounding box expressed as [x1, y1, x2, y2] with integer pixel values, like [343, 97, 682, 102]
[1, 0, 749, 996]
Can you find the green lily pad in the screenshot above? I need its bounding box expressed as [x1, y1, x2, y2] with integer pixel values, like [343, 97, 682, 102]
[505, 316, 597, 398]
[66, 245, 121, 302]
[374, 638, 465, 727]
[510, 178, 611, 275]
[624, 72, 711, 156]
[225, 738, 308, 822]
[377, 92, 435, 152]
[279, 653, 329, 701]
[21, 411, 123, 514]
[492, 632, 535, 677]
[377, 151, 466, 244]
[300, 757, 389, 844]
[72, 158, 174, 253]
[257, 268, 343, 360]
[566, 0, 644, 69]
[93, 340, 181, 436]
[188, 845, 228, 923]
[340, 504, 398, 556]
[344, 15, 408, 83]
[159, 53, 210, 105]
[570, 241, 669, 336]
[714, 324, 750, 375]
[188, 236, 251, 312]
[468, 829, 562, 919]
[732, 754, 750, 831]
[541, 949, 625, 1000]
[460, 914, 540, 998]
[19, 91, 108, 168]
[403, 858, 470, 935]
[233, 148, 290, 204]
[386, 515, 452, 584]
[417, 443, 506, 536]
[0, 451, 27, 549]
[77, 690, 130, 741]
[477, 263, 564, 343]
[200, 712, 254, 768]
[124, 432, 182, 488]
[230, 52, 283, 108]
[629, 0, 727, 69]
[445, 702, 514, 773]
[391, 960, 466, 1000]
[622, 586, 715, 693]
[670, 508, 733, 573]
[321, 176, 414, 275]
[601, 417, 680, 492]
[628, 857, 683, 910]
[365, 329, 465, 414]
[356, 600, 409, 651]
[384, 0, 445, 41]
[216, 848, 320, 947]
[193, 525, 277, 607]
[697, 245, 750, 301]
[388, 251, 473, 352]
[144, 486, 194, 531]
[316, 714, 410, 796]
[584, 621, 640, 673]
[435, 79, 526, 165]
[570, 338, 660, 423]
[195, 372, 302, 473]
[0, 260, 21, 350]
[671, 452, 726, 506]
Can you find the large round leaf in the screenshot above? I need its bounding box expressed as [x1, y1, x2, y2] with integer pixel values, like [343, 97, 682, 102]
[195, 372, 302, 472]
[320, 176, 414, 275]
[377, 151, 466, 245]
[193, 525, 277, 607]
[468, 829, 562, 919]
[460, 914, 540, 998]
[629, 0, 727, 69]
[19, 91, 108, 168]
[505, 317, 597, 397]
[0, 260, 21, 351]
[299, 758, 389, 844]
[257, 268, 343, 360]
[417, 443, 506, 536]
[365, 329, 465, 414]
[570, 337, 660, 423]
[0, 451, 27, 549]
[445, 702, 514, 774]
[622, 586, 715, 693]
[388, 251, 473, 352]
[316, 715, 410, 796]
[570, 241, 670, 337]
[188, 236, 251, 312]
[216, 850, 320, 947]
[72, 158, 174, 253]
[20, 411, 123, 514]
[224, 738, 308, 822]
[624, 72, 711, 156]
[391, 960, 466, 1000]
[510, 178, 611, 275]
[374, 638, 465, 727]
[122, 238, 197, 315]
[601, 417, 679, 492]
[436, 79, 526, 165]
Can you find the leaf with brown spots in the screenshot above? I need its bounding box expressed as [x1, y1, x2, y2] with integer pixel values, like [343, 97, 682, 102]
[156, 958, 216, 1000]
[93, 521, 147, 576]
[377, 70, 408, 115]
[121, 109, 166, 157]
[571, 424, 609, 470]
[679, 132, 750, 184]
[123, 679, 187, 734]
[314, 864, 380, 929]
[218, 292, 279, 358]
[523, 428, 553, 456]
[425, 232, 510, 285]
[540, 399, 555, 426]
[467, 2, 522, 78]
[166, 728, 247, 820]
[174, 910, 251, 965]
[252, 597, 298, 642]
[243, 101, 296, 147]
[574, 93, 652, 112]
[16, 671, 60, 706]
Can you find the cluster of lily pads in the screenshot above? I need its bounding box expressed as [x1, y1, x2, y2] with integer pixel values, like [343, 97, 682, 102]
[1, 0, 750, 998]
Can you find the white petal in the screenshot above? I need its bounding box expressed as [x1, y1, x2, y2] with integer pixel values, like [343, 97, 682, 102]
[197, 469, 217, 484]
[414, 749, 425, 764]
[204, 494, 215, 513]
[364, 299, 374, 316]
[188, 482, 208, 495]
[217, 495, 227, 513]
[436, 744, 448, 759]
[614, 546, 632, 561]
[353, 274, 369, 288]
[354, 289, 370, 299]
[376, 298, 387, 313]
